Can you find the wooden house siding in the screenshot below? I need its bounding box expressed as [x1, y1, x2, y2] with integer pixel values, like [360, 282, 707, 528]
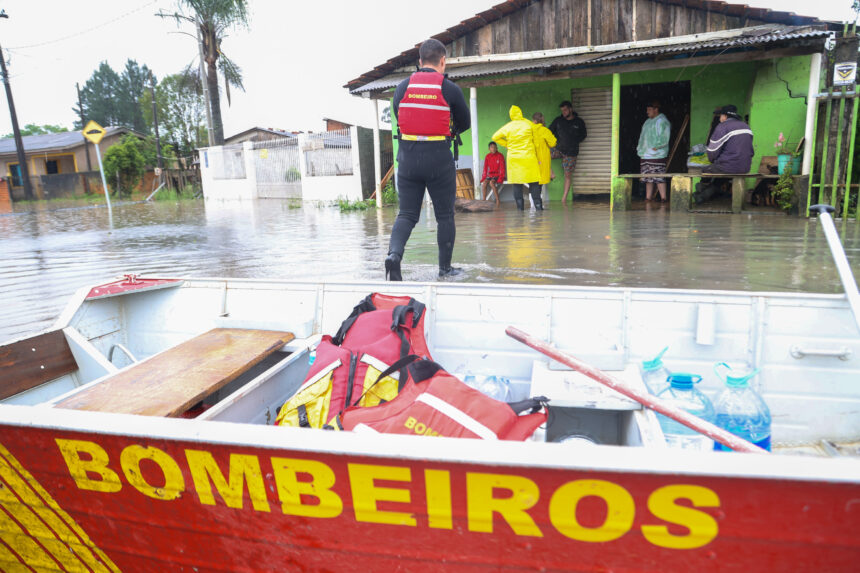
[444, 0, 784, 59]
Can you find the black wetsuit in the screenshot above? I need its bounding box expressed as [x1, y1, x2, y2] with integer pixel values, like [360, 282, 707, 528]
[388, 68, 471, 272]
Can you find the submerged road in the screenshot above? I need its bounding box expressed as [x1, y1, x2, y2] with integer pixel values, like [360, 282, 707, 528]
[1, 198, 859, 342]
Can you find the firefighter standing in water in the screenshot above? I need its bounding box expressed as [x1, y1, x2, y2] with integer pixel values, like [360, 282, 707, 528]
[385, 39, 471, 281]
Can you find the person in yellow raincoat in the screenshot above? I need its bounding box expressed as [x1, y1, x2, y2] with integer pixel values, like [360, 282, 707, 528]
[492, 105, 543, 210]
[532, 112, 557, 205]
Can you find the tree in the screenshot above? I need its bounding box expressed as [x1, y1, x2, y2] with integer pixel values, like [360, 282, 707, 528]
[141, 69, 208, 158]
[102, 135, 146, 196]
[75, 60, 153, 132]
[159, 0, 249, 145]
[3, 124, 67, 138]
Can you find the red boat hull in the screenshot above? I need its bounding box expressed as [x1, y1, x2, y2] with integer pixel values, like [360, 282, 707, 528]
[1, 412, 857, 572]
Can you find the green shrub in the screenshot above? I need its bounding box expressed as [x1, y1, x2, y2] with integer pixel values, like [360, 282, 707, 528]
[381, 180, 397, 206]
[338, 197, 375, 212]
[772, 166, 795, 213]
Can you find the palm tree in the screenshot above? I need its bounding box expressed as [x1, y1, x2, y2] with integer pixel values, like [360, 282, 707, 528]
[159, 0, 249, 145]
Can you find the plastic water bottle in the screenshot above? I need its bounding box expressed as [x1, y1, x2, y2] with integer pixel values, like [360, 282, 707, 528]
[308, 349, 316, 366]
[655, 373, 715, 451]
[640, 347, 672, 395]
[477, 375, 512, 401]
[712, 363, 772, 452]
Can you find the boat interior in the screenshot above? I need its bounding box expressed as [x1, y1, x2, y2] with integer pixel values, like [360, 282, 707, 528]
[2, 277, 859, 457]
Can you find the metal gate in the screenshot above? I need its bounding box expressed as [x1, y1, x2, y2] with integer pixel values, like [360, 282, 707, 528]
[252, 139, 302, 199]
[571, 87, 612, 194]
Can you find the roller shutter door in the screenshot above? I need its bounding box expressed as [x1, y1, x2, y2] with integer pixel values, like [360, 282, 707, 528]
[570, 87, 612, 194]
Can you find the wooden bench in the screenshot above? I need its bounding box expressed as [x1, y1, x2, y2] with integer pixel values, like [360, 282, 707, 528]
[0, 330, 77, 401]
[615, 172, 780, 213]
[55, 328, 294, 417]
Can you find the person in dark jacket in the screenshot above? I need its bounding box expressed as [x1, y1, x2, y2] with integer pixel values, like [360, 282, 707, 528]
[694, 105, 754, 204]
[549, 101, 587, 204]
[385, 38, 471, 280]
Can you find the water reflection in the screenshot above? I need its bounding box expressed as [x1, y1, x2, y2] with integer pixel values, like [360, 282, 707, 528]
[1, 198, 858, 341]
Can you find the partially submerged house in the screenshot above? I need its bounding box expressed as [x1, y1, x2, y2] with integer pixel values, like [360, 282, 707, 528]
[346, 0, 845, 213]
[0, 127, 141, 200]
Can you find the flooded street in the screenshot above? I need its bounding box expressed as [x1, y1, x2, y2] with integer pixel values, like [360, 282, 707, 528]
[2, 198, 859, 342]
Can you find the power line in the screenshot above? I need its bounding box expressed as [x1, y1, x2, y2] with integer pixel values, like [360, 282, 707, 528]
[8, 1, 157, 50]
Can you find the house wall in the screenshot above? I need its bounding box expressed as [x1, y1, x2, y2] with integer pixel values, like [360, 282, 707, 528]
[446, 0, 776, 59]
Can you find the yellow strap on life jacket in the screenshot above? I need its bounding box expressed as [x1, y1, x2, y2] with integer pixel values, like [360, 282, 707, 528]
[400, 134, 448, 141]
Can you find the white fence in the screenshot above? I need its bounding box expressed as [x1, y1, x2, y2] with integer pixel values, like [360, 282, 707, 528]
[200, 129, 364, 202]
[252, 139, 302, 199]
[303, 128, 353, 177]
[210, 145, 246, 180]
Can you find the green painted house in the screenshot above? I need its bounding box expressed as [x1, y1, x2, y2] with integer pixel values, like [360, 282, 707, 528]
[347, 0, 844, 213]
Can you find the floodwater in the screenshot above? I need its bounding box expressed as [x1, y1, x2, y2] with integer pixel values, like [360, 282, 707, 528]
[2, 198, 859, 342]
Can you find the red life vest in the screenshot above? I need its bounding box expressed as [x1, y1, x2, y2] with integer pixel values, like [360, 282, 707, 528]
[340, 359, 547, 441]
[398, 71, 451, 138]
[275, 294, 432, 429]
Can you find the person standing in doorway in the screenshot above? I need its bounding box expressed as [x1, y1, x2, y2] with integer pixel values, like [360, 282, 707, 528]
[637, 101, 671, 202]
[532, 112, 557, 204]
[492, 105, 542, 210]
[385, 38, 470, 281]
[549, 100, 587, 204]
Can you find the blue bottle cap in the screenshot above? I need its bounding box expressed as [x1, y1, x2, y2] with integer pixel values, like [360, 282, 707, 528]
[668, 372, 702, 390]
[714, 362, 760, 389]
[641, 347, 668, 371]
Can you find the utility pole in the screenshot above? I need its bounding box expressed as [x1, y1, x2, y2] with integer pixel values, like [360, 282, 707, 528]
[76, 82, 93, 194]
[0, 11, 33, 200]
[150, 73, 162, 170]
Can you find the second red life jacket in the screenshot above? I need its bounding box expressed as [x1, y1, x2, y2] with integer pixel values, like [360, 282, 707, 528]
[276, 294, 432, 429]
[398, 71, 451, 138]
[340, 358, 547, 441]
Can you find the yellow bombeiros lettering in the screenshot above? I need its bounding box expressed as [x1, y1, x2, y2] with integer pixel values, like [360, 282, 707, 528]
[549, 480, 635, 542]
[55, 439, 122, 493]
[407, 94, 438, 100]
[348, 463, 416, 526]
[120, 445, 184, 500]
[466, 472, 543, 537]
[404, 416, 440, 436]
[641, 485, 720, 549]
[53, 439, 721, 551]
[271, 457, 343, 518]
[185, 450, 271, 512]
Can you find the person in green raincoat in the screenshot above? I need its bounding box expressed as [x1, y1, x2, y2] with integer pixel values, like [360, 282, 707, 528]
[637, 101, 672, 202]
[492, 105, 543, 210]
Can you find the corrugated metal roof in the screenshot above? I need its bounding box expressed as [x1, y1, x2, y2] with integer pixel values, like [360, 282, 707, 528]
[345, 0, 826, 91]
[0, 127, 128, 156]
[349, 25, 828, 95]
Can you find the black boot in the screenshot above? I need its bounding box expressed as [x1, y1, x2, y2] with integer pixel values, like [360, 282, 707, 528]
[385, 253, 402, 281]
[531, 189, 543, 210]
[514, 186, 525, 210]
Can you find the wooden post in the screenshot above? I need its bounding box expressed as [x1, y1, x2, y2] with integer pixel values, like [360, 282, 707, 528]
[731, 176, 744, 214]
[610, 73, 620, 212]
[670, 176, 691, 212]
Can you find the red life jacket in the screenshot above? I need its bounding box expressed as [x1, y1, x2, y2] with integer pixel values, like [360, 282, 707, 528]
[340, 358, 548, 441]
[275, 294, 432, 429]
[397, 71, 451, 138]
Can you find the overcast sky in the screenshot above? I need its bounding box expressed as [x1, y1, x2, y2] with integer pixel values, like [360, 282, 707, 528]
[0, 0, 852, 137]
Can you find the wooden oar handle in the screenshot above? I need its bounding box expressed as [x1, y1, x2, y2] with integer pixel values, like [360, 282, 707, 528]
[505, 326, 767, 454]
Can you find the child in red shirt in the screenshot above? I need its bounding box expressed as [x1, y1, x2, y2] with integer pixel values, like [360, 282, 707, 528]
[481, 141, 506, 205]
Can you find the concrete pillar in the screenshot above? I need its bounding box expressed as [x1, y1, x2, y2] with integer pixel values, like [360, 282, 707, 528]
[373, 99, 382, 207]
[612, 178, 631, 211]
[670, 177, 692, 212]
[243, 141, 258, 200]
[470, 87, 480, 198]
[610, 73, 621, 212]
[802, 53, 822, 175]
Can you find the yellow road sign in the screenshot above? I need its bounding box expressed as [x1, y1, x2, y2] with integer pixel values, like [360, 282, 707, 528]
[82, 120, 106, 145]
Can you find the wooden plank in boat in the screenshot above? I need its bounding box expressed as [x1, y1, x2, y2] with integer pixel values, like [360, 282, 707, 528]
[54, 328, 293, 417]
[0, 330, 77, 400]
